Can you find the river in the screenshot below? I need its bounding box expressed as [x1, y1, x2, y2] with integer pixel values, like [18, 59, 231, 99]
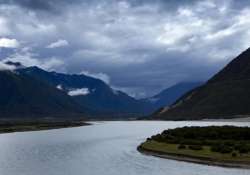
[0, 121, 249, 175]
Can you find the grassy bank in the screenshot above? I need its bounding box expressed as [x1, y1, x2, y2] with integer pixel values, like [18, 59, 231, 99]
[0, 120, 89, 134]
[138, 126, 250, 168]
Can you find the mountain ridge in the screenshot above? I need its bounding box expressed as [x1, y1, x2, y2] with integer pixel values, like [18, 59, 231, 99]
[141, 82, 203, 114]
[0, 70, 86, 120]
[17, 66, 153, 118]
[155, 47, 250, 120]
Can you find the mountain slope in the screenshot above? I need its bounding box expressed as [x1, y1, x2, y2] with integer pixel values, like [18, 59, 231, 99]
[18, 67, 151, 117]
[142, 82, 203, 113]
[0, 70, 86, 119]
[155, 47, 250, 120]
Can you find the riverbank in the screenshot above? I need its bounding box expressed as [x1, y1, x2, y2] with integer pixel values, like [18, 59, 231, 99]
[138, 140, 250, 169]
[202, 117, 250, 122]
[0, 120, 89, 134]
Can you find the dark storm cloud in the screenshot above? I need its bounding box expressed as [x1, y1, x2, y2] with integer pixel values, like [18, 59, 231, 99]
[0, 0, 202, 13]
[0, 0, 87, 12]
[1, 0, 250, 98]
[0, 0, 55, 10]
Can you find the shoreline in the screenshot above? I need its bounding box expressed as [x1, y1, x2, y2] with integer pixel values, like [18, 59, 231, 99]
[137, 146, 250, 169]
[0, 121, 90, 134]
[202, 117, 250, 122]
[1, 118, 250, 134]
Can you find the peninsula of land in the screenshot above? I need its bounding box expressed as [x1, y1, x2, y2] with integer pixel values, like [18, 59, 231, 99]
[138, 126, 250, 168]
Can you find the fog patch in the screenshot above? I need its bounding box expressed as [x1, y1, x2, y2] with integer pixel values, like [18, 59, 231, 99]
[68, 88, 90, 96]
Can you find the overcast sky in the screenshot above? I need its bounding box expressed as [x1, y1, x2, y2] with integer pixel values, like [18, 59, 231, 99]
[0, 0, 250, 98]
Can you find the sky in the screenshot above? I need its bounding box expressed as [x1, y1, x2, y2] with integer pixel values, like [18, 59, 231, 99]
[0, 0, 250, 98]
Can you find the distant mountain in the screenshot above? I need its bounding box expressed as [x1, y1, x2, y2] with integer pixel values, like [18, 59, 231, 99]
[155, 47, 250, 120]
[141, 82, 203, 113]
[0, 62, 204, 120]
[0, 70, 86, 120]
[18, 66, 151, 118]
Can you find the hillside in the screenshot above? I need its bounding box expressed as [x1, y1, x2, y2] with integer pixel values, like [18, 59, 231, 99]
[0, 70, 86, 120]
[18, 66, 152, 118]
[155, 48, 250, 120]
[142, 82, 203, 113]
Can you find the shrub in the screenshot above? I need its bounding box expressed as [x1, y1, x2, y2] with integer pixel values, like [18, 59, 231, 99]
[178, 144, 186, 149]
[211, 145, 220, 152]
[188, 145, 203, 150]
[220, 146, 233, 154]
[210, 144, 233, 154]
[183, 139, 203, 145]
[238, 145, 249, 154]
[146, 138, 152, 141]
[151, 134, 165, 142]
[234, 142, 244, 150]
[224, 141, 235, 147]
[232, 152, 237, 157]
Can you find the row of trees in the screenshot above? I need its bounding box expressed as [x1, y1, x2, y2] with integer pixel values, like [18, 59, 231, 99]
[161, 126, 250, 140]
[150, 126, 250, 154]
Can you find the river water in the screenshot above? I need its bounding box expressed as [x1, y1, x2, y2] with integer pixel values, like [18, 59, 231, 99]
[0, 121, 250, 175]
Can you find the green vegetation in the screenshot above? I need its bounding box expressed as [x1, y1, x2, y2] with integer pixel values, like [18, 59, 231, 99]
[138, 126, 250, 168]
[0, 120, 89, 134]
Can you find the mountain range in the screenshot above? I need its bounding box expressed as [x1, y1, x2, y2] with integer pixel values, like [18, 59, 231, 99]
[155, 47, 250, 120]
[0, 61, 204, 120]
[0, 70, 86, 120]
[18, 66, 153, 118]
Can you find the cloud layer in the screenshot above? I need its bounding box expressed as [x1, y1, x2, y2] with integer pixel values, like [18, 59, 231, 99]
[0, 0, 250, 97]
[0, 38, 19, 48]
[47, 39, 69, 48]
[68, 88, 90, 96]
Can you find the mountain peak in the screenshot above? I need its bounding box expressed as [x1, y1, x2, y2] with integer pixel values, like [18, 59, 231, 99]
[209, 47, 250, 83]
[155, 47, 250, 120]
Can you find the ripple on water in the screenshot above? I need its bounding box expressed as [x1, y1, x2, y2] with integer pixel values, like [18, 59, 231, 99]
[0, 121, 249, 175]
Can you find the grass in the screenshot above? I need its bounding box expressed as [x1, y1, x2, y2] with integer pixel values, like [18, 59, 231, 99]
[140, 140, 250, 164]
[0, 121, 89, 134]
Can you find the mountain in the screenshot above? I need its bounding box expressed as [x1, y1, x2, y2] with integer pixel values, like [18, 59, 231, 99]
[155, 47, 250, 120]
[1, 62, 203, 119]
[0, 70, 86, 120]
[141, 82, 203, 113]
[18, 66, 151, 118]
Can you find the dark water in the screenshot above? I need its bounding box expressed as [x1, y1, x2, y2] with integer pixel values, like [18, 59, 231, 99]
[0, 121, 250, 175]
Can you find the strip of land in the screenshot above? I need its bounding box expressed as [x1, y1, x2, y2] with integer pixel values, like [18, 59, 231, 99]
[138, 126, 250, 169]
[138, 140, 250, 169]
[202, 116, 250, 122]
[0, 120, 89, 134]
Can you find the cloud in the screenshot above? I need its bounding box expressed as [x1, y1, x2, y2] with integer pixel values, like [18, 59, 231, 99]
[56, 84, 63, 90]
[0, 61, 16, 71]
[81, 70, 110, 84]
[1, 0, 250, 97]
[47, 39, 69, 48]
[0, 0, 66, 12]
[3, 48, 64, 71]
[68, 88, 89, 96]
[0, 17, 10, 35]
[0, 38, 19, 48]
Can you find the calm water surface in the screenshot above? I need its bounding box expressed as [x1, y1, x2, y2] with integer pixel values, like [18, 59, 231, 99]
[0, 121, 250, 175]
